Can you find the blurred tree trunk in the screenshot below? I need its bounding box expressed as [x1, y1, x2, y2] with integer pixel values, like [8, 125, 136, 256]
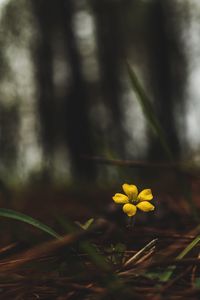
[58, 0, 97, 180]
[146, 0, 186, 160]
[90, 0, 126, 158]
[32, 0, 97, 181]
[31, 0, 57, 179]
[0, 104, 19, 169]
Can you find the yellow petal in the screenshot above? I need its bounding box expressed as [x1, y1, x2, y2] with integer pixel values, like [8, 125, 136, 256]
[136, 201, 155, 212]
[123, 203, 137, 217]
[137, 189, 153, 201]
[112, 193, 129, 204]
[122, 183, 138, 200]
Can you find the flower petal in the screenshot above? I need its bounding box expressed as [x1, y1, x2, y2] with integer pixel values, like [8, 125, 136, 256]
[123, 203, 137, 217]
[112, 193, 129, 204]
[122, 183, 138, 200]
[137, 189, 153, 201]
[136, 201, 155, 212]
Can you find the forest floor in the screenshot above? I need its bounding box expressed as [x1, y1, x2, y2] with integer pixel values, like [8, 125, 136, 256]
[0, 175, 200, 299]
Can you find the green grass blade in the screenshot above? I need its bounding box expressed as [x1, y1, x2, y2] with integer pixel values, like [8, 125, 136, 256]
[75, 218, 94, 230]
[158, 265, 176, 282]
[127, 62, 199, 221]
[160, 234, 200, 282]
[127, 62, 173, 160]
[81, 241, 111, 272]
[176, 235, 200, 260]
[0, 208, 61, 239]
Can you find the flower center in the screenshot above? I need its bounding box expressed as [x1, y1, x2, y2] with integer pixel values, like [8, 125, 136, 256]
[129, 196, 139, 204]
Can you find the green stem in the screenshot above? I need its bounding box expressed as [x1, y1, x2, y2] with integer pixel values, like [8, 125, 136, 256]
[127, 216, 135, 229]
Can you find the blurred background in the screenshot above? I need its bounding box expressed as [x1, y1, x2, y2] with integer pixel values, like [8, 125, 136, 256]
[0, 0, 200, 220]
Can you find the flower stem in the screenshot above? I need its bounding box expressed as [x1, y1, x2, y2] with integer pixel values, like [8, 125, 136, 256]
[127, 216, 135, 229]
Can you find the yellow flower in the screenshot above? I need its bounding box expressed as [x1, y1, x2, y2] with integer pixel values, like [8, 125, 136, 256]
[112, 183, 155, 217]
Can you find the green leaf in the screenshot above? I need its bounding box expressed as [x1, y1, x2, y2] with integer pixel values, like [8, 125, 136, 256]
[194, 278, 200, 288]
[81, 241, 111, 272]
[75, 218, 94, 230]
[158, 265, 176, 282]
[114, 243, 126, 253]
[144, 271, 166, 281]
[127, 62, 173, 160]
[0, 208, 61, 239]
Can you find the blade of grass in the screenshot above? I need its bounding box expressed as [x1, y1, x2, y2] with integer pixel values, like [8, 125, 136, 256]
[57, 216, 111, 271]
[127, 62, 173, 160]
[127, 62, 199, 220]
[75, 218, 94, 230]
[176, 235, 200, 260]
[81, 241, 111, 272]
[160, 234, 200, 282]
[0, 208, 61, 239]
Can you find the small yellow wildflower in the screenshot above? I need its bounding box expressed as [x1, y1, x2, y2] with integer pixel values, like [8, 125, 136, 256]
[112, 183, 155, 217]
